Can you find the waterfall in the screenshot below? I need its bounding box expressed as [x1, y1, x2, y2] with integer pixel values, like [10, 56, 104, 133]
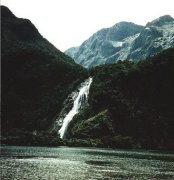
[58, 77, 93, 139]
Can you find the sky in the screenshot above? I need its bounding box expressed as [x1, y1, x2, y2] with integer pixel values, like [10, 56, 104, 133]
[1, 0, 174, 51]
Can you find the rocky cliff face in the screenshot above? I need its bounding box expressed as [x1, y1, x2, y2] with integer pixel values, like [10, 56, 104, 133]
[65, 15, 174, 68]
[125, 15, 174, 62]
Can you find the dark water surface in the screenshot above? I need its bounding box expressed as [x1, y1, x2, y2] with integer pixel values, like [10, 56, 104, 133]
[0, 146, 174, 179]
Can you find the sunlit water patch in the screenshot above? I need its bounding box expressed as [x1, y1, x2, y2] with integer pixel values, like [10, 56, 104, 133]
[1, 146, 174, 179]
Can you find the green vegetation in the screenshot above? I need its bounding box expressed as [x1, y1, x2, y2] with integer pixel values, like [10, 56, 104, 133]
[67, 48, 174, 150]
[1, 6, 87, 146]
[2, 130, 64, 146]
[2, 6, 174, 150]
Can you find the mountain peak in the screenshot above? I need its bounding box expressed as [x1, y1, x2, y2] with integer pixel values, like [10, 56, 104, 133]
[146, 15, 174, 27]
[112, 21, 144, 30]
[1, 5, 42, 41]
[107, 21, 143, 42]
[114, 21, 139, 26]
[65, 15, 174, 68]
[1, 6, 16, 19]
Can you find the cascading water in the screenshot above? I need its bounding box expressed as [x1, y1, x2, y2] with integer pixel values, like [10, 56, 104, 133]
[59, 77, 93, 139]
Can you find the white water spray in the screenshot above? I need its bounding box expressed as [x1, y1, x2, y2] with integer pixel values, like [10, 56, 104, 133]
[59, 77, 93, 139]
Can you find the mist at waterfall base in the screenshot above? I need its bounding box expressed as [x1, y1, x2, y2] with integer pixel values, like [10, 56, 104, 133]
[58, 77, 93, 139]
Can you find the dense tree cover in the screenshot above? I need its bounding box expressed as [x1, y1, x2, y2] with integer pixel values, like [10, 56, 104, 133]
[2, 6, 174, 150]
[67, 48, 174, 150]
[1, 6, 87, 145]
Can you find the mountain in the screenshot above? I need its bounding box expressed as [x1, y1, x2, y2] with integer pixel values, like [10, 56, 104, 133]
[65, 15, 174, 68]
[1, 6, 87, 145]
[2, 6, 174, 150]
[66, 48, 174, 150]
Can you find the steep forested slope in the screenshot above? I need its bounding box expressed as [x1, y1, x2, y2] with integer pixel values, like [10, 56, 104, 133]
[1, 6, 87, 145]
[2, 6, 174, 150]
[67, 48, 174, 150]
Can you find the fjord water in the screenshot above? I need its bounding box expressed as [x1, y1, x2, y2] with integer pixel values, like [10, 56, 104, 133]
[1, 146, 174, 180]
[59, 77, 93, 139]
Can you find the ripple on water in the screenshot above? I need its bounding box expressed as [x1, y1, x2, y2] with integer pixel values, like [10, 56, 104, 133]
[1, 146, 174, 180]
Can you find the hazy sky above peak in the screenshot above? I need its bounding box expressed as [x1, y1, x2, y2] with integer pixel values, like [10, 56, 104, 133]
[1, 0, 174, 51]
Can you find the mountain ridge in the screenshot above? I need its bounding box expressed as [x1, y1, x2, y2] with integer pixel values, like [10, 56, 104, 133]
[1, 5, 87, 146]
[65, 15, 174, 68]
[146, 15, 174, 26]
